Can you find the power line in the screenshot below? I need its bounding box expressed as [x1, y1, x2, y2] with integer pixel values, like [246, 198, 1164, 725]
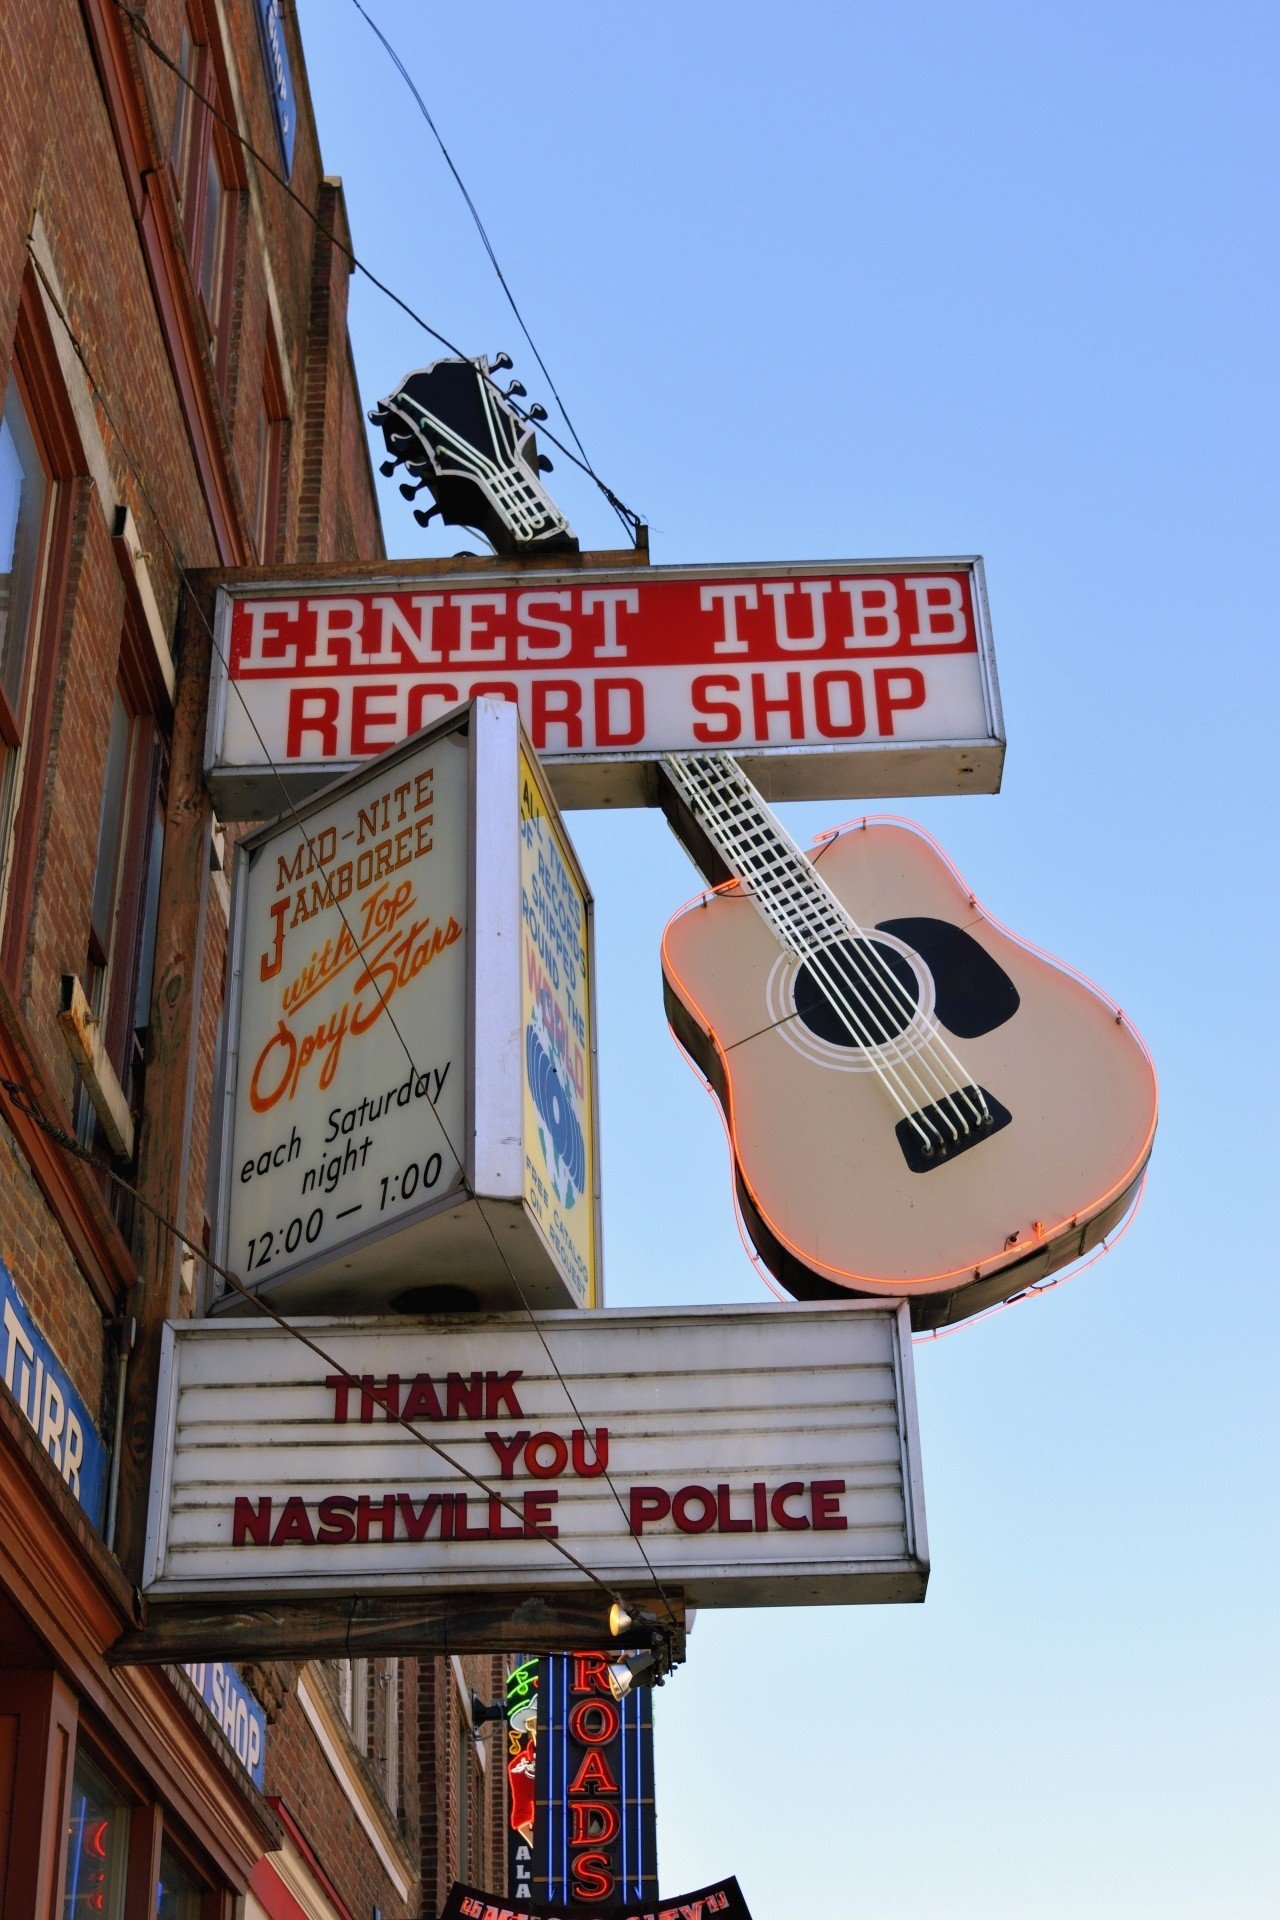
[110, 0, 645, 545]
[22, 239, 679, 1634]
[346, 0, 634, 543]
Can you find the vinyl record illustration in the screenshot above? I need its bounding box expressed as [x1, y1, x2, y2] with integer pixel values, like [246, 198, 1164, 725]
[526, 1023, 586, 1206]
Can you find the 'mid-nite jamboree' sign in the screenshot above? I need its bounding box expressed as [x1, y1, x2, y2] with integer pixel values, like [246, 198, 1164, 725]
[214, 699, 599, 1316]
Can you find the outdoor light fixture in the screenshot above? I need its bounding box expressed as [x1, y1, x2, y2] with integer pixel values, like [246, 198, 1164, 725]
[608, 1602, 633, 1637]
[470, 1692, 507, 1730]
[605, 1651, 658, 1701]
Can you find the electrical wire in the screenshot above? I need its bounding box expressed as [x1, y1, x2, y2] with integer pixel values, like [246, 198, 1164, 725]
[109, 0, 645, 544]
[21, 240, 680, 1637]
[345, 0, 634, 544]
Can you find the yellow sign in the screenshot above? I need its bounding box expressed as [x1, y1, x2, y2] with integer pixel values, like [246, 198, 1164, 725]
[519, 749, 597, 1307]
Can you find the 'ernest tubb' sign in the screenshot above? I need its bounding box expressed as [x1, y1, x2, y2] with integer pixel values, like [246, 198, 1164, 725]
[142, 1302, 927, 1608]
[204, 556, 1002, 816]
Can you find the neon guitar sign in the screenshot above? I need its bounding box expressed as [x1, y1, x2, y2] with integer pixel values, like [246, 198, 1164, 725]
[660, 755, 1157, 1328]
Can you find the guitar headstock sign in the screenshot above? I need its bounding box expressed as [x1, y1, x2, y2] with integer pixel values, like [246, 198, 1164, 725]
[204, 556, 1003, 817]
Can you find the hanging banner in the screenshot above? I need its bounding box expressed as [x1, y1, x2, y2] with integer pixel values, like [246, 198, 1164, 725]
[204, 556, 1003, 816]
[535, 1653, 656, 1908]
[442, 1876, 753, 1920]
[141, 1301, 927, 1608]
[212, 698, 600, 1315]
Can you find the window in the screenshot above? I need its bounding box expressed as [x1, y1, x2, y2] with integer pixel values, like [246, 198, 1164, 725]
[254, 344, 287, 562]
[167, 9, 239, 380]
[331, 1657, 400, 1812]
[62, 1752, 129, 1920]
[156, 1842, 203, 1920]
[74, 628, 167, 1180]
[0, 374, 50, 899]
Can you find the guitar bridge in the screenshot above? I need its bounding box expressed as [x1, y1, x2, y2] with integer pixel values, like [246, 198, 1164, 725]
[895, 1087, 1012, 1173]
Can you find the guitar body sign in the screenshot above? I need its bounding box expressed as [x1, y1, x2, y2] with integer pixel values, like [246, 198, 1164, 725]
[661, 775, 1157, 1329]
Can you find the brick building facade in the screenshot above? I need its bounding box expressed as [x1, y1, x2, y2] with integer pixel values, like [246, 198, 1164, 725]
[0, 2, 509, 1915]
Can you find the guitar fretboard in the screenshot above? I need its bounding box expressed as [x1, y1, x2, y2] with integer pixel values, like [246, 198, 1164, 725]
[661, 753, 859, 962]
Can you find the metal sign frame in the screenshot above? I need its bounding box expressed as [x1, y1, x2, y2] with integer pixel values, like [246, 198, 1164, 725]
[203, 553, 1004, 816]
[211, 697, 603, 1315]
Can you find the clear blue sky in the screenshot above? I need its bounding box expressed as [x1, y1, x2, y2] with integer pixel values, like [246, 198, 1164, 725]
[299, 5, 1278, 1913]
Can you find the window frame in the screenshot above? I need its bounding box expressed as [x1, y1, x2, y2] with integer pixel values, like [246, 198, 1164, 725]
[167, 5, 243, 388]
[0, 277, 82, 986]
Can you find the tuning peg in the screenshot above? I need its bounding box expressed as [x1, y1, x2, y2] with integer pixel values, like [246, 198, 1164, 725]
[400, 479, 428, 499]
[491, 352, 514, 372]
[528, 402, 548, 422]
[379, 458, 399, 477]
[505, 381, 527, 400]
[413, 505, 440, 527]
[537, 454, 554, 473]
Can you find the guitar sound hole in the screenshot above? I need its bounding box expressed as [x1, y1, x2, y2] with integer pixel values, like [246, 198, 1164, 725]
[793, 939, 920, 1049]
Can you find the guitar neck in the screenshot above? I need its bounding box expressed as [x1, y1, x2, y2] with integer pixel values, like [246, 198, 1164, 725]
[661, 753, 857, 959]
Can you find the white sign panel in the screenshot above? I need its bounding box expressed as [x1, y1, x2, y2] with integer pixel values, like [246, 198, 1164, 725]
[214, 699, 601, 1315]
[205, 556, 1003, 815]
[144, 1302, 928, 1609]
[218, 714, 469, 1302]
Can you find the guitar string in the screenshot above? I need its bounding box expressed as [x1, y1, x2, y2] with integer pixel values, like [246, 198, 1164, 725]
[665, 756, 951, 1147]
[705, 764, 990, 1138]
[665, 755, 989, 1147]
[664, 756, 945, 1148]
[706, 767, 987, 1134]
[693, 765, 977, 1124]
[689, 754, 990, 1129]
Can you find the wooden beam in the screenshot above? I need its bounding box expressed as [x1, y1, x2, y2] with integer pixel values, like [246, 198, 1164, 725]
[109, 1589, 687, 1667]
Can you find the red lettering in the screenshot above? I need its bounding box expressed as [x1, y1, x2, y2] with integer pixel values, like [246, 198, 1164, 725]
[811, 1478, 848, 1530]
[770, 1482, 810, 1530]
[813, 668, 866, 739]
[569, 1748, 618, 1795]
[571, 1654, 613, 1694]
[360, 1374, 400, 1422]
[753, 1481, 768, 1531]
[401, 1374, 443, 1420]
[286, 686, 339, 757]
[691, 674, 742, 744]
[325, 1374, 354, 1422]
[570, 1801, 620, 1845]
[672, 1485, 717, 1534]
[571, 1428, 609, 1478]
[531, 678, 583, 749]
[873, 665, 926, 735]
[316, 1495, 357, 1543]
[570, 1853, 615, 1902]
[522, 1489, 559, 1537]
[356, 1494, 398, 1541]
[232, 1495, 271, 1545]
[270, 1496, 315, 1545]
[350, 682, 399, 755]
[628, 1486, 670, 1535]
[485, 1370, 525, 1418]
[446, 1372, 484, 1420]
[568, 1697, 620, 1744]
[750, 670, 805, 742]
[524, 1431, 569, 1478]
[397, 1493, 443, 1541]
[593, 676, 644, 746]
[716, 1483, 751, 1533]
[485, 1430, 531, 1478]
[487, 1494, 527, 1539]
